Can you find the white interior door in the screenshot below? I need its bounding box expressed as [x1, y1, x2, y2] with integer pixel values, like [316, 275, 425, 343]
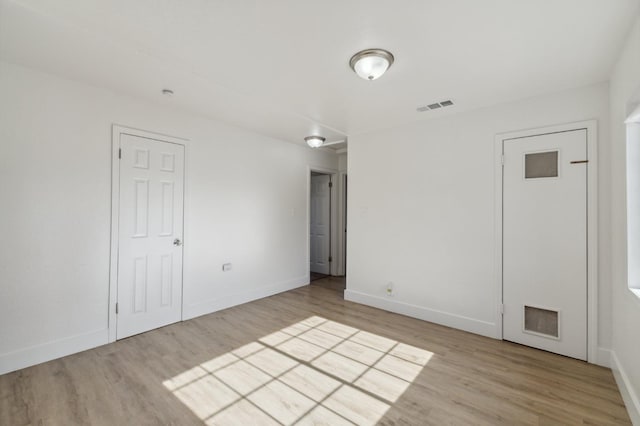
[502, 129, 587, 360]
[117, 134, 185, 339]
[310, 174, 331, 275]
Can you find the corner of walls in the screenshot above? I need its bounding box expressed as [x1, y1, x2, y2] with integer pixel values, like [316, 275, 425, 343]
[611, 350, 640, 425]
[596, 347, 612, 368]
[608, 13, 640, 424]
[338, 152, 348, 173]
[0, 60, 337, 376]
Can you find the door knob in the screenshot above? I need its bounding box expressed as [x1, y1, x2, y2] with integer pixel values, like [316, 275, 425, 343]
[173, 238, 182, 246]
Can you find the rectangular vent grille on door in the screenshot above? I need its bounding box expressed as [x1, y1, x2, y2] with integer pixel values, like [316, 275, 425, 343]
[525, 151, 558, 178]
[524, 306, 559, 338]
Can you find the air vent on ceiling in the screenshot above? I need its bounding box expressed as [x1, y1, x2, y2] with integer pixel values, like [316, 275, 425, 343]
[416, 100, 454, 112]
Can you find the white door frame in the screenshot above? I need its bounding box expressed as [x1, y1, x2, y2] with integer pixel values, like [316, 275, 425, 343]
[108, 125, 189, 343]
[307, 166, 340, 278]
[337, 172, 348, 276]
[494, 120, 598, 363]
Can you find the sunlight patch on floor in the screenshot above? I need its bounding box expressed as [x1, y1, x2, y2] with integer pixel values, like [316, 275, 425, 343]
[163, 316, 433, 425]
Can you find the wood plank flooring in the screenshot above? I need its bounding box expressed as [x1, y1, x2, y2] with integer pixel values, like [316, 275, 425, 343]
[311, 275, 346, 292]
[0, 277, 630, 425]
[309, 272, 330, 282]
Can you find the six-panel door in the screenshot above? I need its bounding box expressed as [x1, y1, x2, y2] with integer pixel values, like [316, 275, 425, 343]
[310, 174, 331, 275]
[117, 134, 185, 339]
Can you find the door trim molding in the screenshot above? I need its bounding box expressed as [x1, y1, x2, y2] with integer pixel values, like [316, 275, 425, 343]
[337, 172, 348, 277]
[109, 125, 188, 343]
[307, 166, 340, 279]
[493, 120, 598, 363]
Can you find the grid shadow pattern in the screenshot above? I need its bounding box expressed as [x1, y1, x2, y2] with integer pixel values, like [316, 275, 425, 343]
[163, 316, 433, 425]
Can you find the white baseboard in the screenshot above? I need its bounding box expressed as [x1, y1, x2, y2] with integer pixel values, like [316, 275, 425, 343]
[596, 347, 612, 368]
[184, 275, 309, 320]
[611, 350, 640, 425]
[1, 277, 309, 376]
[344, 289, 497, 338]
[0, 328, 108, 376]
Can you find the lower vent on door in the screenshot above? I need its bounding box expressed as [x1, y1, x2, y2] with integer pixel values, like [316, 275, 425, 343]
[524, 305, 559, 338]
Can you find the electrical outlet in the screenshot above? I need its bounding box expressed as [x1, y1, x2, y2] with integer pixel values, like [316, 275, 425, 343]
[222, 263, 232, 272]
[386, 282, 394, 297]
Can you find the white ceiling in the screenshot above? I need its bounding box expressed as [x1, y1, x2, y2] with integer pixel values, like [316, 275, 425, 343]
[1, 0, 639, 149]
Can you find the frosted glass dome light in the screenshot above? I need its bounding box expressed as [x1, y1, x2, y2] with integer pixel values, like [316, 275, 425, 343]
[349, 49, 395, 81]
[305, 135, 326, 148]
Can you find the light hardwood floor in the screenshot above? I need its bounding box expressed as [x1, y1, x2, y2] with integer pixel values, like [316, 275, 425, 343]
[0, 277, 631, 425]
[311, 275, 346, 292]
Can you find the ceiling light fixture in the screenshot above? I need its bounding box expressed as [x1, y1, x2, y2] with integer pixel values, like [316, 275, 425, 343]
[162, 89, 174, 96]
[349, 48, 395, 81]
[305, 135, 326, 148]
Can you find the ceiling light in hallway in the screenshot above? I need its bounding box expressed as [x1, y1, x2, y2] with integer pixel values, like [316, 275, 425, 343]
[349, 49, 395, 81]
[305, 136, 326, 148]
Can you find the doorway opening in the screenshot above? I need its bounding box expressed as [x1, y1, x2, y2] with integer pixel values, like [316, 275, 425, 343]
[308, 168, 346, 292]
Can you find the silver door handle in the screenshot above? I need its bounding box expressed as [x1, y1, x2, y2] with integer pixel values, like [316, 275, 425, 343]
[173, 238, 182, 246]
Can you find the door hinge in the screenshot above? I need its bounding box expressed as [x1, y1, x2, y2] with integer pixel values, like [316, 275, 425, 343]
[115, 303, 119, 315]
[328, 256, 333, 262]
[329, 181, 333, 188]
[499, 303, 504, 315]
[501, 154, 504, 165]
[118, 148, 122, 159]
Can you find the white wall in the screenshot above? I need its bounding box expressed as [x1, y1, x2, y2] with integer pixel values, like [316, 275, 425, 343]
[0, 61, 338, 374]
[609, 15, 640, 424]
[338, 153, 348, 172]
[346, 83, 611, 350]
[336, 153, 348, 276]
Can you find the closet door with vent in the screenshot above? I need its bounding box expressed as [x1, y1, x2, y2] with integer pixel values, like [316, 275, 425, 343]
[502, 129, 587, 360]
